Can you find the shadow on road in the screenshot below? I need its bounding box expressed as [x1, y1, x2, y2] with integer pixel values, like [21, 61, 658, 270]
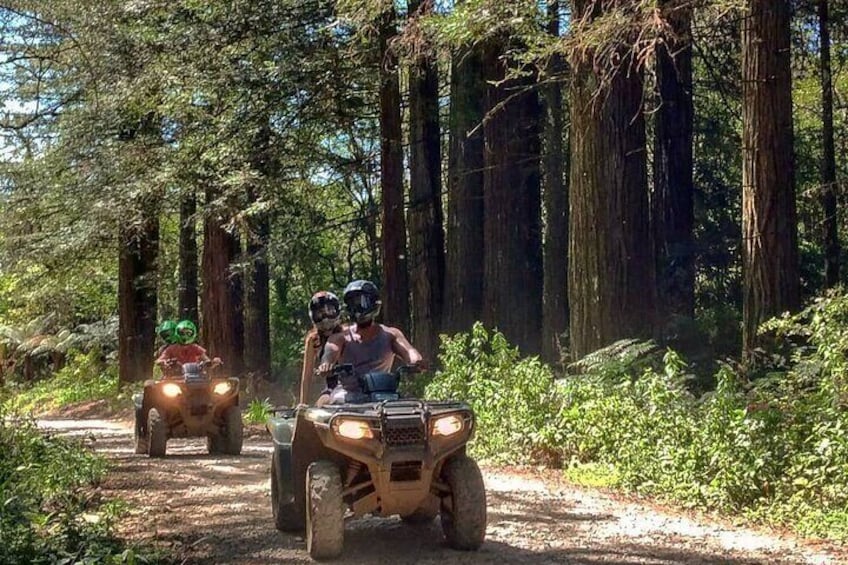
[41, 418, 832, 565]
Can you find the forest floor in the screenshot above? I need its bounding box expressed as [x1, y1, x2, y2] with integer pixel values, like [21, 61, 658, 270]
[38, 414, 848, 565]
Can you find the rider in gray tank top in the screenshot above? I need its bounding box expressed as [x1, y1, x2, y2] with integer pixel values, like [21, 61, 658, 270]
[340, 324, 395, 374]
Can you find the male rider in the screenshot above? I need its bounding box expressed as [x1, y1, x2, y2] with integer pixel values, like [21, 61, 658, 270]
[315, 280, 423, 405]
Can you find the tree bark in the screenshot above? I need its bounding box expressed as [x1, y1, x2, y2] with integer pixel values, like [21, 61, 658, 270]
[542, 1, 569, 365]
[407, 0, 445, 362]
[178, 190, 199, 325]
[444, 43, 486, 335]
[819, 0, 840, 288]
[244, 122, 272, 379]
[118, 205, 159, 384]
[568, 0, 656, 360]
[378, 6, 411, 331]
[741, 0, 800, 354]
[201, 189, 244, 376]
[482, 42, 543, 355]
[653, 0, 695, 322]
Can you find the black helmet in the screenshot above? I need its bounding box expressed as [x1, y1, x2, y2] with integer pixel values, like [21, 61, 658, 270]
[309, 291, 341, 332]
[343, 280, 381, 325]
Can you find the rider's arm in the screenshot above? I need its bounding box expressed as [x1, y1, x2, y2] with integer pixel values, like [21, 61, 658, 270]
[387, 327, 424, 367]
[155, 346, 173, 366]
[193, 344, 211, 364]
[317, 332, 345, 374]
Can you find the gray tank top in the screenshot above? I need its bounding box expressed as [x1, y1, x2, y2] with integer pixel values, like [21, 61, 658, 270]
[340, 324, 395, 374]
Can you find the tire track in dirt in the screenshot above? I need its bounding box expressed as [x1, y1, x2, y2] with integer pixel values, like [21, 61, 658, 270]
[40, 418, 845, 564]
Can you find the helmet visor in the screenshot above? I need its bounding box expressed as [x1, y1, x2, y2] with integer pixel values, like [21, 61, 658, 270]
[312, 303, 339, 322]
[345, 292, 377, 314]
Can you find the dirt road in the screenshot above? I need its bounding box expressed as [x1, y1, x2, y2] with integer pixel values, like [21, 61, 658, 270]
[40, 418, 846, 564]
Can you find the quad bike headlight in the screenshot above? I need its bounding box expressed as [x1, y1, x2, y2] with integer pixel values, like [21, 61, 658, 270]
[431, 414, 463, 437]
[334, 418, 374, 440]
[213, 382, 232, 395]
[161, 383, 182, 398]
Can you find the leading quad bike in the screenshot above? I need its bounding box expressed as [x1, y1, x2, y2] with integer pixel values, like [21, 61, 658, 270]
[267, 363, 486, 560]
[133, 359, 243, 457]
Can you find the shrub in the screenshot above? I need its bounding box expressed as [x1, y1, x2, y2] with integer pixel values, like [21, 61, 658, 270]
[245, 397, 274, 425]
[426, 323, 558, 463]
[0, 409, 168, 563]
[429, 294, 848, 540]
[4, 349, 119, 414]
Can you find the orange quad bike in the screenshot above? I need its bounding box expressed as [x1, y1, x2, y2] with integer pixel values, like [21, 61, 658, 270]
[267, 363, 486, 560]
[133, 359, 242, 457]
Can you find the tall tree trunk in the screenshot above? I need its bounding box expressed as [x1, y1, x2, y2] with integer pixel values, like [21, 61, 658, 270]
[378, 6, 411, 331]
[118, 206, 159, 384]
[444, 43, 486, 334]
[819, 0, 840, 287]
[178, 190, 199, 325]
[653, 0, 695, 323]
[542, 1, 569, 365]
[741, 0, 799, 354]
[201, 190, 244, 376]
[244, 123, 272, 379]
[407, 0, 445, 362]
[568, 0, 656, 359]
[482, 43, 543, 355]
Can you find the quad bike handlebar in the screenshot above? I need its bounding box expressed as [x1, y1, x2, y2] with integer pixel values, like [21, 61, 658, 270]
[316, 362, 424, 379]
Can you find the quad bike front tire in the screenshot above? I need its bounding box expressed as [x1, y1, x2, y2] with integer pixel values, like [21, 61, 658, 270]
[133, 410, 148, 454]
[306, 460, 344, 560]
[271, 450, 303, 532]
[401, 495, 439, 524]
[207, 405, 243, 455]
[147, 408, 167, 458]
[440, 454, 487, 550]
[222, 405, 243, 455]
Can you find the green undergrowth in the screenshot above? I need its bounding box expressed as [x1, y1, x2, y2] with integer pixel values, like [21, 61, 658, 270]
[426, 299, 848, 541]
[3, 350, 128, 415]
[0, 410, 170, 564]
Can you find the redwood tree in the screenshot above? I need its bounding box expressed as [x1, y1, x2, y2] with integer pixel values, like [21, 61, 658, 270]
[818, 0, 840, 287]
[482, 43, 543, 355]
[201, 189, 244, 376]
[741, 0, 799, 353]
[444, 42, 486, 334]
[568, 0, 656, 359]
[118, 205, 159, 384]
[243, 122, 272, 379]
[407, 0, 445, 362]
[653, 0, 695, 321]
[542, 0, 569, 364]
[378, 6, 410, 331]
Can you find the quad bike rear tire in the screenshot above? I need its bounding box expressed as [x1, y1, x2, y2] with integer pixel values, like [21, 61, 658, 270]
[306, 460, 344, 560]
[440, 454, 487, 550]
[147, 408, 167, 458]
[271, 451, 302, 532]
[133, 411, 148, 454]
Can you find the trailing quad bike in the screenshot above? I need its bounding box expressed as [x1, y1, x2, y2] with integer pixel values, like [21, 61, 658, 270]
[133, 359, 242, 457]
[267, 364, 486, 560]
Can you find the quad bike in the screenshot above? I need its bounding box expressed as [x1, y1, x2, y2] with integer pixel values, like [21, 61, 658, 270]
[267, 363, 486, 560]
[133, 359, 242, 457]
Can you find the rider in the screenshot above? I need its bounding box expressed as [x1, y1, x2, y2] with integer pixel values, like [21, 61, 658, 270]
[316, 280, 424, 405]
[155, 319, 178, 357]
[155, 319, 212, 377]
[299, 290, 345, 404]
